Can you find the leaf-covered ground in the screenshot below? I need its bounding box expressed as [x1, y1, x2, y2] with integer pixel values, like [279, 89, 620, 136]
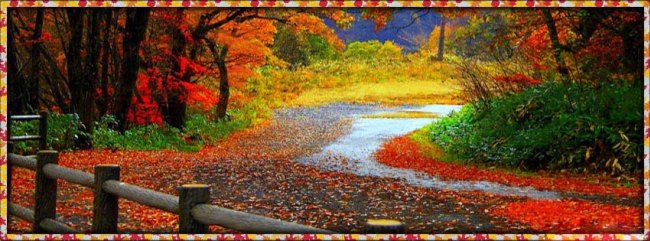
[9, 104, 643, 234]
[375, 136, 643, 233]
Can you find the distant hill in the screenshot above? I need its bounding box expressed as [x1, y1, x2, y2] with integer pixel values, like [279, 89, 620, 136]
[325, 9, 442, 52]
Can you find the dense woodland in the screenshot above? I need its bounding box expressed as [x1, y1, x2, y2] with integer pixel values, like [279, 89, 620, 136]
[8, 8, 349, 129]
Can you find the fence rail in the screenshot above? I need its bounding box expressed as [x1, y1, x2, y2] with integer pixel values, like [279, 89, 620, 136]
[8, 112, 48, 151]
[10, 115, 43, 121]
[8, 152, 331, 234]
[8, 203, 77, 233]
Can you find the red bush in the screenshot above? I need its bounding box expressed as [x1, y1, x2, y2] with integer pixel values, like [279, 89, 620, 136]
[493, 73, 541, 86]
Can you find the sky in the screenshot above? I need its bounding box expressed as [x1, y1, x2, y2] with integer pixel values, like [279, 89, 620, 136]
[325, 9, 442, 52]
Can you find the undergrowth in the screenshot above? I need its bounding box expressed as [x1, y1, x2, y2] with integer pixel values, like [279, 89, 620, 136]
[426, 81, 643, 175]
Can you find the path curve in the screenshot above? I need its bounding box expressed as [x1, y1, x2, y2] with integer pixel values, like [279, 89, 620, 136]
[296, 104, 560, 200]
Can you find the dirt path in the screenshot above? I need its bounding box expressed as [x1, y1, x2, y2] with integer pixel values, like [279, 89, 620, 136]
[189, 103, 525, 233]
[297, 104, 560, 200]
[10, 103, 639, 233]
[191, 103, 640, 233]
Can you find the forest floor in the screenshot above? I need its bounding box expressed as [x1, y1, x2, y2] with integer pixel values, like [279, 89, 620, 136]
[10, 103, 642, 234]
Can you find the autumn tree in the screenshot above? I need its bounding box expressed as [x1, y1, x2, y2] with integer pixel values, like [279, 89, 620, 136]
[141, 9, 348, 126]
[114, 8, 151, 132]
[9, 8, 353, 133]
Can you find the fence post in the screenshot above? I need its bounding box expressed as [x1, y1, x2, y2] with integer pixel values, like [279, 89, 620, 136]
[365, 219, 404, 233]
[178, 184, 210, 233]
[33, 150, 58, 233]
[92, 164, 120, 233]
[39, 111, 48, 150]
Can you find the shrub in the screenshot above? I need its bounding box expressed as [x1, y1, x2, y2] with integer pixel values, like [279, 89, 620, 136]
[273, 26, 309, 69]
[93, 115, 199, 152]
[304, 34, 339, 61]
[343, 40, 403, 61]
[185, 98, 271, 144]
[92, 98, 272, 152]
[428, 81, 643, 175]
[10, 113, 88, 154]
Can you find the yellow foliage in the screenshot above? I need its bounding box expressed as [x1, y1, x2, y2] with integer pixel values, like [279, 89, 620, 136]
[421, 24, 454, 58]
[246, 52, 464, 108]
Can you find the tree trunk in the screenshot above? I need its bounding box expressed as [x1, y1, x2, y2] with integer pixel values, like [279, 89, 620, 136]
[161, 9, 187, 130]
[77, 9, 102, 133]
[98, 10, 113, 117]
[28, 9, 44, 113]
[66, 8, 85, 118]
[8, 9, 28, 115]
[215, 47, 230, 120]
[436, 16, 445, 61]
[541, 9, 569, 80]
[114, 8, 150, 132]
[620, 27, 643, 80]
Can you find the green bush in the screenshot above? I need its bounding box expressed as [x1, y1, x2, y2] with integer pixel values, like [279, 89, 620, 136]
[92, 99, 271, 152]
[273, 26, 309, 69]
[304, 34, 338, 62]
[343, 40, 403, 61]
[428, 81, 643, 175]
[93, 115, 199, 152]
[185, 98, 271, 144]
[10, 113, 88, 154]
[272, 28, 340, 69]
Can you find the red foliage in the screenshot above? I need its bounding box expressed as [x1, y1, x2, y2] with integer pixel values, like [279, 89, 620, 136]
[180, 81, 218, 111]
[375, 136, 641, 198]
[493, 73, 541, 86]
[490, 199, 642, 233]
[178, 56, 208, 77]
[127, 72, 163, 126]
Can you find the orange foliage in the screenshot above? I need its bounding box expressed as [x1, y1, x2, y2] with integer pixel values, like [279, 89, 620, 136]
[490, 199, 642, 233]
[375, 136, 641, 198]
[212, 18, 276, 86]
[287, 13, 345, 49]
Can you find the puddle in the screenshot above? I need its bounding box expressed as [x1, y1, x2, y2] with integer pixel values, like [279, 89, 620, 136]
[299, 104, 560, 200]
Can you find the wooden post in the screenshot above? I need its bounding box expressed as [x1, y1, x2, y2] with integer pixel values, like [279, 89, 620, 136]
[178, 184, 210, 233]
[365, 219, 404, 234]
[33, 150, 58, 233]
[92, 164, 120, 233]
[7, 115, 12, 214]
[39, 111, 48, 150]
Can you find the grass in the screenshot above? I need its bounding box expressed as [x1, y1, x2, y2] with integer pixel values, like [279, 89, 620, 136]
[291, 79, 464, 107]
[248, 54, 466, 108]
[361, 111, 439, 119]
[424, 81, 643, 175]
[407, 123, 538, 178]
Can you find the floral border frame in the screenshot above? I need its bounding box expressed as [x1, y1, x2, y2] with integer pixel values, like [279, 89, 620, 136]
[0, 1, 647, 240]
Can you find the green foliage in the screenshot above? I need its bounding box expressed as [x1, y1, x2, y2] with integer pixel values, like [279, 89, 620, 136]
[93, 118, 200, 152]
[272, 28, 339, 69]
[92, 99, 272, 152]
[10, 113, 88, 154]
[185, 98, 271, 144]
[304, 34, 338, 61]
[343, 40, 403, 61]
[273, 27, 309, 69]
[428, 81, 643, 175]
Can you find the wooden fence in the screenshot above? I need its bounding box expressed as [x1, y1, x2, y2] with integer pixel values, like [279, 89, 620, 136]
[8, 152, 332, 234]
[7, 111, 48, 152]
[7, 114, 331, 234]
